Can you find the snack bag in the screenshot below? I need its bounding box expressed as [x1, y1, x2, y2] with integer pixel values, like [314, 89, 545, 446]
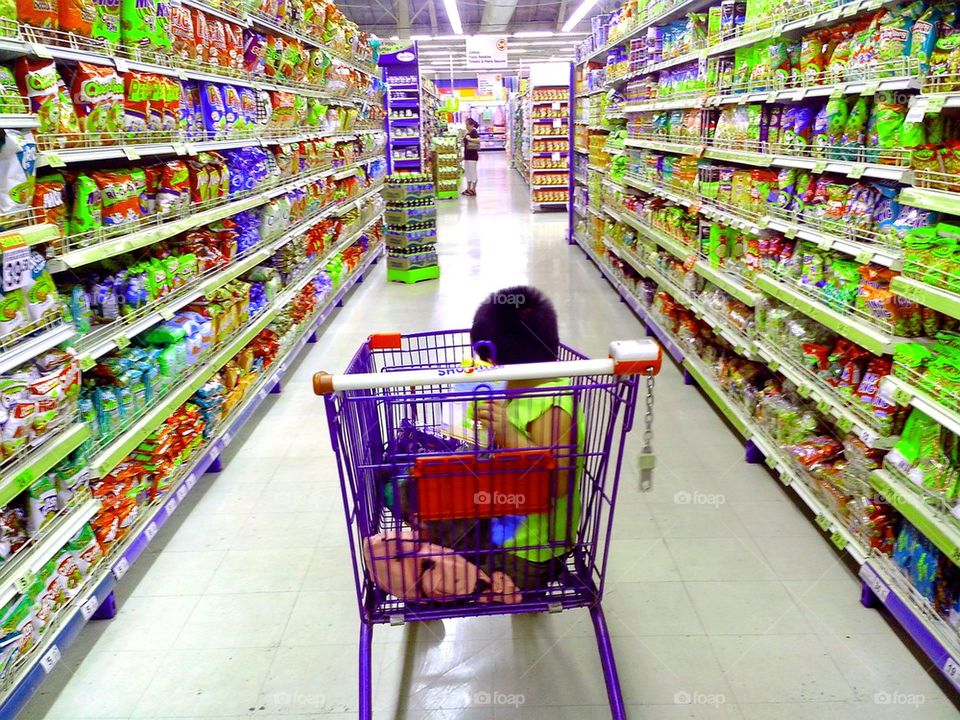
[0, 286, 29, 339]
[70, 61, 123, 141]
[206, 18, 228, 67]
[122, 70, 151, 134]
[0, 129, 37, 216]
[31, 173, 67, 235]
[169, 1, 196, 60]
[146, 72, 163, 131]
[238, 86, 258, 130]
[199, 81, 226, 138]
[243, 29, 267, 74]
[23, 250, 62, 323]
[121, 0, 159, 51]
[153, 0, 170, 52]
[874, 1, 925, 66]
[224, 21, 243, 70]
[68, 173, 101, 235]
[156, 160, 187, 212]
[17, 0, 57, 29]
[14, 58, 59, 135]
[92, 169, 147, 226]
[191, 7, 209, 64]
[911, 5, 942, 73]
[92, 0, 121, 45]
[221, 84, 241, 135]
[160, 76, 179, 132]
[59, 0, 97, 36]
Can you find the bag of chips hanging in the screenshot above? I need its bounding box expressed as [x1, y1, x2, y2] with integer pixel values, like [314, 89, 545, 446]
[70, 61, 123, 142]
[0, 129, 37, 216]
[17, 0, 57, 30]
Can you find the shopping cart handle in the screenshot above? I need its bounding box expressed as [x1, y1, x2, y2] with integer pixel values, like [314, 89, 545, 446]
[312, 339, 662, 395]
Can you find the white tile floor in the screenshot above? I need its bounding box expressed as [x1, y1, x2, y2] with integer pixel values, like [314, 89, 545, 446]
[21, 154, 960, 719]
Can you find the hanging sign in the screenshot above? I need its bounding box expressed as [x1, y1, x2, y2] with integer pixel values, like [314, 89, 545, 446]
[476, 73, 503, 100]
[466, 36, 508, 69]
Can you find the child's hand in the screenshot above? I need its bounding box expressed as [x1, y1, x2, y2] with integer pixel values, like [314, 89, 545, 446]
[475, 400, 511, 445]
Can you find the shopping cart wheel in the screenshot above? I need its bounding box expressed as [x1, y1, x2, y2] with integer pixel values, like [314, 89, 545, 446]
[590, 605, 627, 719]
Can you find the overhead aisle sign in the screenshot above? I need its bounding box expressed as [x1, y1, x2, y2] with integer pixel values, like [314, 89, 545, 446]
[466, 36, 508, 68]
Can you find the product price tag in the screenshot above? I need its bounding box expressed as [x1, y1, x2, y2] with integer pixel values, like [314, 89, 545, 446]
[177, 69, 189, 81]
[792, 89, 806, 102]
[853, 249, 873, 263]
[144, 521, 159, 541]
[43, 151, 65, 168]
[815, 513, 831, 531]
[785, 226, 798, 239]
[764, 453, 777, 468]
[114, 333, 130, 350]
[830, 530, 848, 550]
[158, 305, 175, 320]
[13, 468, 34, 491]
[176, 484, 188, 501]
[552, 102, 560, 111]
[837, 416, 854, 434]
[926, 96, 946, 115]
[767, 91, 778, 103]
[908, 466, 926, 487]
[15, 571, 35, 593]
[859, 563, 890, 602]
[843, 2, 858, 16]
[553, 119, 562, 129]
[778, 471, 790, 485]
[79, 595, 99, 621]
[165, 496, 179, 516]
[811, 161, 827, 174]
[817, 237, 834, 251]
[186, 472, 197, 490]
[848, 164, 866, 179]
[39, 645, 61, 674]
[30, 43, 53, 59]
[2, 243, 31, 292]
[829, 86, 846, 100]
[767, 359, 780, 372]
[943, 657, 960, 687]
[816, 399, 831, 414]
[123, 146, 141, 161]
[860, 81, 879, 97]
[112, 557, 129, 580]
[797, 383, 812, 399]
[552, 152, 561, 163]
[114, 57, 129, 73]
[906, 99, 928, 124]
[78, 354, 96, 372]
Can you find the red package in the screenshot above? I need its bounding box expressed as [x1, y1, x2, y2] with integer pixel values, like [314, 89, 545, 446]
[206, 19, 229, 68]
[170, 4, 197, 61]
[17, 0, 57, 30]
[224, 22, 243, 71]
[192, 9, 210, 65]
[123, 71, 152, 134]
[158, 160, 190, 213]
[70, 62, 122, 141]
[142, 164, 162, 215]
[32, 174, 67, 235]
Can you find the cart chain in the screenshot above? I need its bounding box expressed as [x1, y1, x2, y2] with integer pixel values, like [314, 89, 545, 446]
[638, 369, 656, 492]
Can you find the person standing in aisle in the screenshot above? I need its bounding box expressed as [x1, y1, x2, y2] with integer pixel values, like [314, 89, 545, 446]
[464, 118, 480, 196]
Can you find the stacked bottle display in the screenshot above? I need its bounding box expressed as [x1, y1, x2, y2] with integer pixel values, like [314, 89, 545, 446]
[573, 0, 960, 694]
[433, 135, 463, 199]
[529, 85, 571, 211]
[384, 174, 440, 283]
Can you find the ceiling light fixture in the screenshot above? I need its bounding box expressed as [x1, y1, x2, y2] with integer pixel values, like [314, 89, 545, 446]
[562, 0, 601, 32]
[442, 0, 463, 35]
[410, 34, 432, 41]
[513, 31, 554, 37]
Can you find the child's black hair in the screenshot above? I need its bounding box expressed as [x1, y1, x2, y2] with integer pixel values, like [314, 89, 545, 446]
[470, 286, 559, 365]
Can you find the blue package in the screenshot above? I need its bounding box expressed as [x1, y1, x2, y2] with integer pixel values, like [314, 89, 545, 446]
[199, 82, 227, 139]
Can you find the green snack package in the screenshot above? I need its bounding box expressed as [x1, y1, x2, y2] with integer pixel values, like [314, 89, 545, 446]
[874, 2, 926, 65]
[93, 0, 121, 46]
[929, 34, 960, 92]
[69, 174, 102, 235]
[120, 0, 158, 52]
[26, 476, 58, 535]
[0, 0, 15, 22]
[874, 94, 907, 163]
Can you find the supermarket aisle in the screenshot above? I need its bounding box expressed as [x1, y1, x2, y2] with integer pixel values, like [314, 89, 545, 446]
[21, 154, 960, 720]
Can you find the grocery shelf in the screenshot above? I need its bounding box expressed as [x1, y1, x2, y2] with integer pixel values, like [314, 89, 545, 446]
[87, 214, 384, 479]
[755, 274, 908, 356]
[891, 276, 960, 322]
[764, 217, 902, 269]
[0, 223, 62, 249]
[754, 340, 898, 449]
[860, 556, 960, 693]
[0, 114, 37, 129]
[0, 323, 74, 376]
[0, 498, 100, 610]
[880, 375, 960, 438]
[682, 352, 752, 437]
[46, 156, 379, 272]
[897, 187, 960, 216]
[870, 469, 960, 567]
[692, 263, 761, 307]
[71, 185, 382, 364]
[0, 244, 384, 720]
[574, 233, 686, 364]
[0, 424, 91, 509]
[622, 96, 704, 113]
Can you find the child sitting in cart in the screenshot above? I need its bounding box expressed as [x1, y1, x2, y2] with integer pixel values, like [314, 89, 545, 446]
[424, 286, 585, 591]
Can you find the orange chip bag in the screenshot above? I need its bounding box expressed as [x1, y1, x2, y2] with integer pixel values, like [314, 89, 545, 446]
[59, 0, 96, 36]
[32, 174, 68, 234]
[192, 8, 210, 64]
[206, 18, 228, 67]
[169, 2, 197, 61]
[224, 22, 243, 71]
[17, 0, 58, 29]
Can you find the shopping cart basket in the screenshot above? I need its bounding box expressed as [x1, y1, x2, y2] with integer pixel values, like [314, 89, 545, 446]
[314, 330, 662, 719]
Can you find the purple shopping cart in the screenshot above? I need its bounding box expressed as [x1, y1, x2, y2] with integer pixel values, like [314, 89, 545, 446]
[313, 330, 662, 718]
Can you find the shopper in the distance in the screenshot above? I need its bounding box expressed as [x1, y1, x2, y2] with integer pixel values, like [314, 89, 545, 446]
[463, 118, 480, 196]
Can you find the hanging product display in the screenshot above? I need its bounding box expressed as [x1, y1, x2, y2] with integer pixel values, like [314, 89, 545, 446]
[433, 133, 463, 199]
[572, 0, 960, 694]
[384, 173, 439, 284]
[0, 2, 387, 715]
[510, 88, 529, 180]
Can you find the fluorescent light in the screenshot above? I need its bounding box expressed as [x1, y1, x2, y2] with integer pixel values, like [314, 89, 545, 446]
[509, 48, 528, 53]
[442, 0, 463, 35]
[513, 31, 554, 38]
[562, 0, 601, 32]
[410, 34, 432, 41]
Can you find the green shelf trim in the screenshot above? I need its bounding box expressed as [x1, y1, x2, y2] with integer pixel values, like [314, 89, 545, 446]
[755, 274, 900, 356]
[898, 187, 960, 216]
[693, 263, 760, 307]
[892, 276, 960, 323]
[870, 469, 960, 567]
[0, 424, 91, 508]
[682, 356, 750, 437]
[1, 223, 61, 249]
[882, 375, 960, 438]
